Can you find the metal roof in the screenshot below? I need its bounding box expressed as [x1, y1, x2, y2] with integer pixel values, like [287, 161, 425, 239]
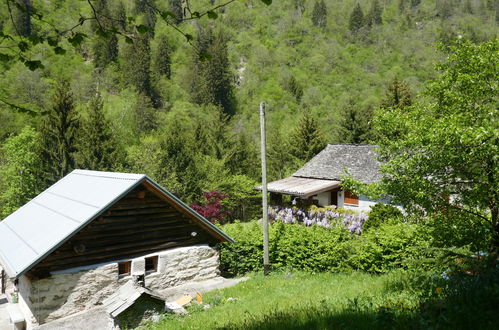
[0, 170, 234, 279]
[257, 177, 340, 197]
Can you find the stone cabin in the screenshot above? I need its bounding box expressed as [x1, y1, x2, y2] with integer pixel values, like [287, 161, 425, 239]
[0, 170, 234, 329]
[263, 144, 390, 212]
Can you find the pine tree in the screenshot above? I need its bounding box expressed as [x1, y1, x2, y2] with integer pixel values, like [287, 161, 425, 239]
[367, 0, 383, 27]
[39, 80, 80, 183]
[122, 33, 158, 104]
[190, 27, 236, 116]
[341, 101, 374, 144]
[76, 93, 120, 171]
[92, 0, 118, 69]
[380, 77, 412, 110]
[311, 1, 328, 28]
[287, 76, 303, 103]
[134, 93, 157, 133]
[154, 35, 172, 79]
[114, 1, 127, 30]
[290, 112, 327, 162]
[12, 0, 32, 37]
[349, 3, 365, 33]
[168, 0, 183, 25]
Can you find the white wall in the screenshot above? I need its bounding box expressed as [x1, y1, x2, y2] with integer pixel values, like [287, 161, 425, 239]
[16, 244, 220, 328]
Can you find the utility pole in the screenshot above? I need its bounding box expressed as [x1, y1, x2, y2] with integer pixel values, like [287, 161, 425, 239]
[259, 101, 270, 275]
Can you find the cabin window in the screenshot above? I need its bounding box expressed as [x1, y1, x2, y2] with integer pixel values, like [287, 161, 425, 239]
[145, 256, 158, 273]
[344, 190, 359, 206]
[118, 261, 131, 276]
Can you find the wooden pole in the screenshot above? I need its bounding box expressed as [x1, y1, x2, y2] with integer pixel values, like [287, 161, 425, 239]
[259, 101, 270, 275]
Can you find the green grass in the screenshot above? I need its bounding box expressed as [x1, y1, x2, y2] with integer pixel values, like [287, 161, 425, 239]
[146, 272, 419, 330]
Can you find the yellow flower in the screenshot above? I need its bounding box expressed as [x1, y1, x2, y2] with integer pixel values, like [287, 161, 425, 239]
[435, 287, 443, 294]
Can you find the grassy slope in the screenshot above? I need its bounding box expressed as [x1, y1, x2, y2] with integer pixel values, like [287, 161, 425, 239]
[147, 272, 419, 330]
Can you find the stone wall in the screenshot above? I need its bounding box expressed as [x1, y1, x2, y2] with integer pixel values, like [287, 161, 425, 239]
[18, 244, 220, 327]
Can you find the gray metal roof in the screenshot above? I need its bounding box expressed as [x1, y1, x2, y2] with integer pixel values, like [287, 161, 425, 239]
[257, 177, 340, 197]
[0, 170, 234, 279]
[103, 281, 164, 317]
[293, 144, 382, 184]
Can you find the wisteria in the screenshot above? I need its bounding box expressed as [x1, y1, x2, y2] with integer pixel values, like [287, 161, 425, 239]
[268, 206, 369, 234]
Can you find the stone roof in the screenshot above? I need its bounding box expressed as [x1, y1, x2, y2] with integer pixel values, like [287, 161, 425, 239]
[293, 144, 382, 184]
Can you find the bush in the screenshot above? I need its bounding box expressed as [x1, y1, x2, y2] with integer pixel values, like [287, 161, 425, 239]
[363, 203, 403, 232]
[218, 220, 431, 276]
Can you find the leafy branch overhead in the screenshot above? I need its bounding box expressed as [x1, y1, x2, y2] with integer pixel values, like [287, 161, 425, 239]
[0, 0, 273, 71]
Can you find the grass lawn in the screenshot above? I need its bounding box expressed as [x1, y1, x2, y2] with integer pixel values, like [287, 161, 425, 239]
[146, 272, 421, 330]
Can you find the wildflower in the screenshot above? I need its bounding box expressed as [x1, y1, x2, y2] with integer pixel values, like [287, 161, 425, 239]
[435, 287, 443, 294]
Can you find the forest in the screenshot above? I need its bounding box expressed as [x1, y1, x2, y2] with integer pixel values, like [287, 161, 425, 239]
[0, 0, 497, 220]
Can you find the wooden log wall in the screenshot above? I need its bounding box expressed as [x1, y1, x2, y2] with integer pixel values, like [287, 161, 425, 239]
[30, 184, 217, 278]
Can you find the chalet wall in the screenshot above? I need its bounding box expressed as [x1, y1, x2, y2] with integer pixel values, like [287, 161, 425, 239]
[18, 245, 219, 327]
[31, 185, 217, 277]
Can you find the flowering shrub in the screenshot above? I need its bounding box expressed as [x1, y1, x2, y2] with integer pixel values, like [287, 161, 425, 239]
[268, 206, 369, 234]
[191, 191, 231, 224]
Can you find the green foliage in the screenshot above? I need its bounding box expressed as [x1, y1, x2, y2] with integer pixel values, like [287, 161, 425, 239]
[349, 3, 365, 33]
[168, 0, 183, 25]
[153, 34, 172, 79]
[11, 0, 33, 37]
[311, 0, 327, 28]
[0, 126, 44, 218]
[374, 39, 499, 248]
[122, 34, 157, 103]
[218, 220, 430, 276]
[340, 99, 374, 144]
[290, 112, 326, 162]
[367, 0, 383, 27]
[91, 0, 118, 69]
[379, 77, 412, 111]
[189, 27, 236, 115]
[39, 79, 80, 183]
[363, 203, 403, 232]
[76, 92, 121, 171]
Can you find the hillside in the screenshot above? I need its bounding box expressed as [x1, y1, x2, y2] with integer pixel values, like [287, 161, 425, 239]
[0, 0, 497, 217]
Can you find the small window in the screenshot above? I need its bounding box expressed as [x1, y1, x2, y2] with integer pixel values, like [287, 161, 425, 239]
[344, 190, 359, 206]
[145, 256, 158, 273]
[118, 261, 131, 276]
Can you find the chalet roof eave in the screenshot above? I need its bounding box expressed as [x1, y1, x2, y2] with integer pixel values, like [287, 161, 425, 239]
[143, 177, 235, 244]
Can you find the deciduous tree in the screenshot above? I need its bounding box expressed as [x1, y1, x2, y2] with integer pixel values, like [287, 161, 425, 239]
[375, 39, 499, 248]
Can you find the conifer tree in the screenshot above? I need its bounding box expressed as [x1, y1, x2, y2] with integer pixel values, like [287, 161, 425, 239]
[76, 93, 120, 171]
[39, 80, 80, 183]
[12, 0, 32, 37]
[92, 0, 118, 69]
[114, 1, 127, 30]
[168, 0, 183, 25]
[190, 27, 236, 116]
[380, 77, 412, 110]
[341, 101, 373, 144]
[311, 1, 328, 28]
[134, 93, 157, 133]
[290, 112, 327, 162]
[349, 3, 365, 33]
[154, 35, 172, 79]
[367, 0, 383, 27]
[122, 33, 157, 104]
[287, 76, 303, 103]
